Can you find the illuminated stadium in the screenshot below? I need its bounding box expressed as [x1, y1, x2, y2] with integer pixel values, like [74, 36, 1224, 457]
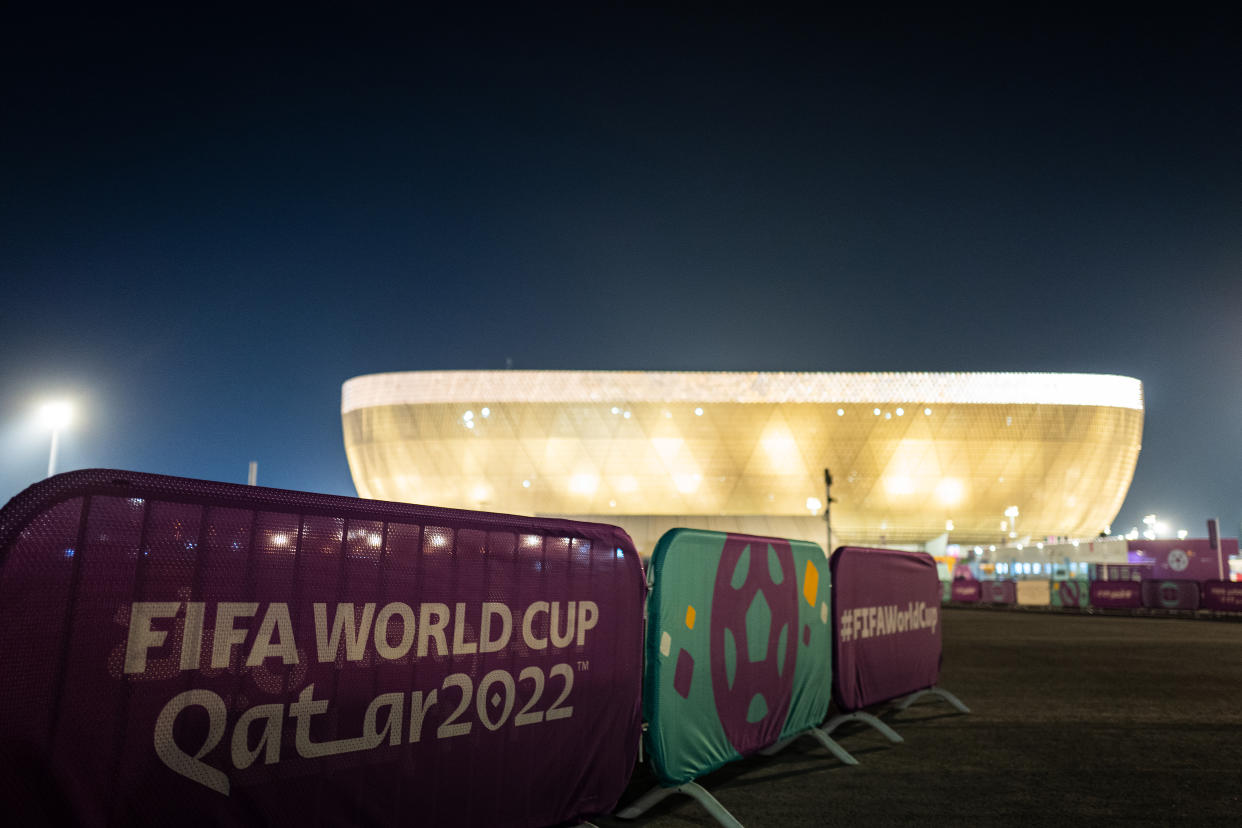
[341, 371, 1143, 553]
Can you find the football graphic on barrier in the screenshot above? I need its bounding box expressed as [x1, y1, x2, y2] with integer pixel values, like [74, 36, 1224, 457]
[709, 535, 798, 754]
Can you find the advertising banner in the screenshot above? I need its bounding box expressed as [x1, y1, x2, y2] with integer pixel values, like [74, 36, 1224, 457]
[951, 580, 981, 602]
[1141, 580, 1201, 610]
[643, 529, 830, 786]
[1202, 580, 1242, 612]
[0, 470, 647, 827]
[830, 547, 940, 712]
[1125, 539, 1237, 581]
[1050, 579, 1091, 608]
[979, 580, 1017, 604]
[1089, 581, 1143, 608]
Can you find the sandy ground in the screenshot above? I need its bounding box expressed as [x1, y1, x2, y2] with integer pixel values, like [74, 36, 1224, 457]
[592, 607, 1242, 826]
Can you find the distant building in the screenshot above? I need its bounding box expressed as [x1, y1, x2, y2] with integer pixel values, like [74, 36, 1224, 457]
[341, 370, 1143, 555]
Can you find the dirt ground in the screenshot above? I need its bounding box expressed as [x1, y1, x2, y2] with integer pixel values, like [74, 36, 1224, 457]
[592, 608, 1242, 826]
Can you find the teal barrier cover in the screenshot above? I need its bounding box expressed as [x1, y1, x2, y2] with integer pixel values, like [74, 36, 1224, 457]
[1050, 578, 1091, 608]
[940, 580, 953, 604]
[643, 529, 831, 786]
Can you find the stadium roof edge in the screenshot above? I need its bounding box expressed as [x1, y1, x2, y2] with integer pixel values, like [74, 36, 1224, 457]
[341, 370, 1144, 414]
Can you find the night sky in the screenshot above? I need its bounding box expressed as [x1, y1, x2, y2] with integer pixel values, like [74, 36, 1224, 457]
[3, 8, 1240, 539]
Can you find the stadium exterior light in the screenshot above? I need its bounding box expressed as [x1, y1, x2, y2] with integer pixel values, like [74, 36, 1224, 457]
[38, 401, 74, 478]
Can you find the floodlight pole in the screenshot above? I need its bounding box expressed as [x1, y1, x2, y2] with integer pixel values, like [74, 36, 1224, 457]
[47, 428, 61, 478]
[823, 469, 836, 553]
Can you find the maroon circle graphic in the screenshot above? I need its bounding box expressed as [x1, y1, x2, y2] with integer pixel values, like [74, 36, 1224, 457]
[709, 534, 798, 754]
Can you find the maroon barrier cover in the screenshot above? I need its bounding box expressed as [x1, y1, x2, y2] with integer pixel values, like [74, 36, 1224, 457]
[979, 580, 1017, 604]
[1089, 581, 1143, 608]
[1202, 580, 1242, 612]
[830, 547, 940, 712]
[0, 470, 647, 827]
[1140, 580, 1201, 610]
[951, 580, 981, 602]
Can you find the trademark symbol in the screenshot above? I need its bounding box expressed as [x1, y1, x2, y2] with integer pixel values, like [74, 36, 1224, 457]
[577, 660, 590, 671]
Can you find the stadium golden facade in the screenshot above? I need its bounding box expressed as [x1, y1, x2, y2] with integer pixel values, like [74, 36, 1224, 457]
[342, 371, 1143, 549]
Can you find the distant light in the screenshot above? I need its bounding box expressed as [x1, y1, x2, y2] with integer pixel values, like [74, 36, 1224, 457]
[609, 499, 617, 508]
[885, 476, 914, 495]
[463, 410, 474, 420]
[895, 408, 904, 416]
[367, 533, 383, 548]
[674, 473, 700, 494]
[935, 478, 964, 505]
[271, 533, 290, 547]
[924, 408, 932, 416]
[1177, 529, 1189, 540]
[522, 479, 531, 488]
[873, 408, 881, 416]
[989, 545, 996, 552]
[884, 412, 892, 419]
[1072, 539, 1080, 547]
[611, 407, 620, 414]
[836, 408, 844, 416]
[38, 401, 74, 430]
[1009, 531, 1017, 539]
[806, 497, 822, 513]
[623, 410, 631, 419]
[481, 408, 490, 418]
[569, 474, 598, 495]
[945, 519, 955, 531]
[1036, 542, 1044, 549]
[1004, 505, 1020, 518]
[470, 484, 489, 503]
[465, 420, 475, 429]
[694, 407, 703, 416]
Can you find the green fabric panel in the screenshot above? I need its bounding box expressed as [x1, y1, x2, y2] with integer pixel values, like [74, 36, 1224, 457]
[643, 529, 832, 786]
[940, 580, 953, 604]
[1050, 578, 1091, 607]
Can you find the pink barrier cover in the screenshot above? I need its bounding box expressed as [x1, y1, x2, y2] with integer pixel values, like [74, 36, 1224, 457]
[978, 580, 1017, 604]
[0, 470, 647, 827]
[951, 580, 981, 602]
[1141, 580, 1201, 610]
[1089, 581, 1143, 608]
[1201, 580, 1242, 612]
[830, 547, 941, 711]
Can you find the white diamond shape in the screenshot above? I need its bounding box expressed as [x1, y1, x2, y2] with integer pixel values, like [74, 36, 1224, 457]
[660, 631, 672, 657]
[490, 692, 501, 707]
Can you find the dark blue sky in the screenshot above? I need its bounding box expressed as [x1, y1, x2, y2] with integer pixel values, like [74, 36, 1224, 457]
[3, 8, 1240, 538]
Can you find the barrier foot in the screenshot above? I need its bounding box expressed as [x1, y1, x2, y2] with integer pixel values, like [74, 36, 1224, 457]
[759, 727, 859, 765]
[895, 686, 971, 714]
[822, 712, 904, 744]
[616, 782, 744, 828]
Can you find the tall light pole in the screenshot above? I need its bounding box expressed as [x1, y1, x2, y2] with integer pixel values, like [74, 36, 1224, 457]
[39, 401, 73, 477]
[823, 468, 836, 553]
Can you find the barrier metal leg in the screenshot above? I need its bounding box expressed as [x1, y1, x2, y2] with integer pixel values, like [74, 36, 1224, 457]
[758, 727, 859, 766]
[895, 686, 971, 714]
[822, 711, 904, 744]
[615, 782, 744, 828]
